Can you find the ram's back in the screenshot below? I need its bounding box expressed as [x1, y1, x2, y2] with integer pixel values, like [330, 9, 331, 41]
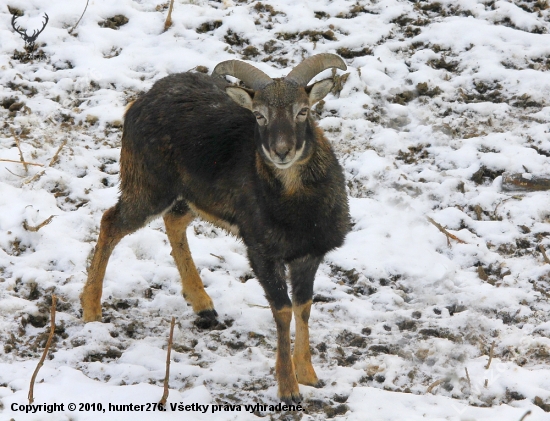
[119, 72, 257, 211]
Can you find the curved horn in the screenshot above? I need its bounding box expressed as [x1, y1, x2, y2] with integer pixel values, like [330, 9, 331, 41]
[212, 60, 273, 91]
[286, 53, 347, 86]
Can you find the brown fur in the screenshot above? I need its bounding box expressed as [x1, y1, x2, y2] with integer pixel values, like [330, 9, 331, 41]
[81, 207, 132, 321]
[273, 306, 300, 400]
[292, 300, 319, 386]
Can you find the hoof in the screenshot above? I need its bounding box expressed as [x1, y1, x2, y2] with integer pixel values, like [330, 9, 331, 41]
[295, 363, 321, 387]
[194, 309, 223, 330]
[312, 379, 325, 388]
[197, 309, 218, 320]
[281, 392, 302, 405]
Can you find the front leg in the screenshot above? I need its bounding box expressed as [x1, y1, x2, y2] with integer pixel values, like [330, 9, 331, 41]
[247, 250, 300, 403]
[289, 255, 323, 387]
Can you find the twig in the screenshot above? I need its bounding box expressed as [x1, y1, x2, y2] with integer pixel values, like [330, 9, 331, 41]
[28, 294, 57, 404]
[485, 341, 495, 369]
[163, 0, 175, 32]
[465, 367, 471, 389]
[48, 139, 67, 167]
[427, 217, 466, 246]
[519, 410, 531, 421]
[0, 158, 43, 167]
[10, 128, 28, 173]
[159, 316, 176, 406]
[538, 245, 550, 264]
[6, 167, 25, 178]
[426, 378, 444, 394]
[69, 0, 90, 34]
[24, 170, 45, 185]
[23, 140, 67, 185]
[23, 215, 56, 232]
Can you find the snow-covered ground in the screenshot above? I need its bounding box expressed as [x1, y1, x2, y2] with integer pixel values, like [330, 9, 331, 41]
[1, 0, 550, 419]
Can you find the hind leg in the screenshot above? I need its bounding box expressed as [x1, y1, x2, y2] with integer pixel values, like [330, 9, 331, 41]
[81, 202, 151, 322]
[163, 201, 216, 318]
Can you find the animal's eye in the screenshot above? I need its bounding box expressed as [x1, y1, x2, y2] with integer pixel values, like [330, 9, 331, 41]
[298, 107, 309, 116]
[253, 111, 265, 120]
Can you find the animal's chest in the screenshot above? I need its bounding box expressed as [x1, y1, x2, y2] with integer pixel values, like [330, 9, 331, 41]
[245, 196, 340, 260]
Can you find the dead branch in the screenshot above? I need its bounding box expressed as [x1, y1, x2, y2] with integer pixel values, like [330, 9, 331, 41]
[163, 0, 175, 32]
[465, 367, 471, 390]
[485, 340, 495, 369]
[48, 139, 67, 167]
[69, 0, 90, 34]
[538, 245, 550, 264]
[519, 410, 531, 421]
[0, 158, 43, 167]
[427, 217, 466, 247]
[28, 294, 57, 404]
[10, 128, 28, 173]
[23, 215, 56, 232]
[426, 378, 444, 394]
[159, 316, 176, 406]
[502, 172, 550, 192]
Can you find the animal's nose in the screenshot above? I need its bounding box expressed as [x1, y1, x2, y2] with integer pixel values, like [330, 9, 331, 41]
[275, 148, 290, 161]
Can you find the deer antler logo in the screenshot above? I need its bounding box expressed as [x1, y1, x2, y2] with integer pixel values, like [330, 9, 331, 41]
[11, 13, 49, 53]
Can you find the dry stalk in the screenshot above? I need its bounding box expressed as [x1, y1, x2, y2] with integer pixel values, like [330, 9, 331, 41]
[485, 341, 496, 369]
[23, 139, 67, 185]
[538, 244, 550, 264]
[159, 316, 176, 406]
[0, 158, 44, 167]
[163, 0, 175, 32]
[427, 217, 466, 247]
[24, 170, 46, 185]
[48, 139, 67, 167]
[28, 295, 57, 404]
[426, 378, 444, 394]
[519, 410, 531, 421]
[210, 253, 225, 262]
[465, 367, 471, 389]
[6, 167, 25, 178]
[23, 215, 56, 232]
[69, 0, 90, 34]
[10, 128, 28, 173]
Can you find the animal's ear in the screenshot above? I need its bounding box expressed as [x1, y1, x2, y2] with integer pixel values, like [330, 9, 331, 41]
[305, 78, 334, 105]
[226, 87, 254, 110]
